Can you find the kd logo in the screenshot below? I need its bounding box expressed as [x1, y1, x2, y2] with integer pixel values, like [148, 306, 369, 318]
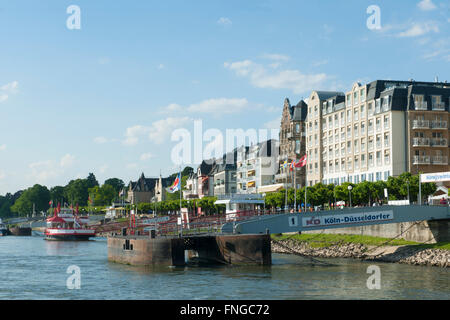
[366, 5, 381, 30]
[366, 265, 381, 290]
[66, 265, 81, 290]
[66, 5, 81, 30]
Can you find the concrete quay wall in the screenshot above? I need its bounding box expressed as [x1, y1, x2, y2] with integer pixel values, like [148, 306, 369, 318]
[302, 219, 450, 243]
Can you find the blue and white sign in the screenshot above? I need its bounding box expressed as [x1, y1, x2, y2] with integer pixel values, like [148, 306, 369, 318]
[421, 172, 450, 183]
[302, 210, 394, 228]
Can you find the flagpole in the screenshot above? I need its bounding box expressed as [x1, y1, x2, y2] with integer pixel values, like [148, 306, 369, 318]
[179, 167, 183, 237]
[294, 166, 297, 212]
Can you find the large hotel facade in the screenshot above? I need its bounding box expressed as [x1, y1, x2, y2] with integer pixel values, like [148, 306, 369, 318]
[306, 80, 450, 187]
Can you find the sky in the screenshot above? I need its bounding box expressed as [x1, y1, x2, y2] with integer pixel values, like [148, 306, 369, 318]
[0, 0, 449, 195]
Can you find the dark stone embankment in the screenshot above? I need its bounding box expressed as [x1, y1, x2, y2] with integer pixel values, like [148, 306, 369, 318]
[272, 239, 449, 268]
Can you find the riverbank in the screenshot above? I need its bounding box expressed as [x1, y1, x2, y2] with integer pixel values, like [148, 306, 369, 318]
[271, 234, 450, 268]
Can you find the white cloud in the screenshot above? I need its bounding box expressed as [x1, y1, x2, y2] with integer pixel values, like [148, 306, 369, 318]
[1, 81, 18, 93]
[123, 117, 192, 146]
[140, 153, 154, 161]
[60, 154, 75, 168]
[0, 81, 19, 103]
[312, 60, 329, 67]
[397, 22, 439, 37]
[29, 160, 60, 182]
[123, 125, 151, 146]
[264, 117, 281, 130]
[217, 17, 232, 26]
[93, 136, 108, 144]
[157, 64, 165, 70]
[417, 0, 437, 11]
[224, 59, 328, 94]
[261, 53, 290, 62]
[0, 144, 6, 151]
[187, 98, 249, 114]
[148, 117, 191, 143]
[0, 171, 5, 180]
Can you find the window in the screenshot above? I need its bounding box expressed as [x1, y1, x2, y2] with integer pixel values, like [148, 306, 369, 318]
[354, 91, 358, 104]
[384, 115, 390, 129]
[347, 110, 352, 123]
[384, 151, 390, 165]
[384, 133, 389, 148]
[361, 105, 365, 116]
[295, 140, 301, 154]
[368, 102, 373, 115]
[354, 139, 359, 153]
[354, 124, 359, 137]
[376, 172, 381, 181]
[347, 94, 352, 107]
[295, 124, 300, 133]
[354, 109, 359, 121]
[360, 89, 365, 102]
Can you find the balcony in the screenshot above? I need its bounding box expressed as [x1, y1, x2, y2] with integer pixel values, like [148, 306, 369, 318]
[412, 137, 430, 147]
[412, 120, 430, 129]
[413, 155, 431, 165]
[415, 101, 428, 110]
[431, 121, 447, 129]
[431, 156, 448, 165]
[432, 102, 446, 111]
[430, 138, 447, 147]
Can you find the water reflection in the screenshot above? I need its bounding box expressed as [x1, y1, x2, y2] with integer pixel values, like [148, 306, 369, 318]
[0, 237, 448, 300]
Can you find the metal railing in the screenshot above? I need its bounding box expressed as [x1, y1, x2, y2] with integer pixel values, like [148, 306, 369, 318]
[412, 137, 430, 146]
[413, 155, 431, 165]
[412, 120, 430, 129]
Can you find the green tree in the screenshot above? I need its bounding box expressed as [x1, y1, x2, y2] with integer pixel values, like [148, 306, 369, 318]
[89, 184, 117, 206]
[10, 184, 50, 216]
[104, 178, 125, 194]
[50, 186, 66, 204]
[86, 173, 99, 189]
[64, 179, 89, 206]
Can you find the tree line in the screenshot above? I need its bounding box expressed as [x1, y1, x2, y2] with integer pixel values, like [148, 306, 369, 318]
[265, 172, 437, 209]
[0, 173, 126, 218]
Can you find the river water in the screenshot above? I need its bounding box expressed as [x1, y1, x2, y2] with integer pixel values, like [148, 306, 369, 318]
[0, 235, 448, 300]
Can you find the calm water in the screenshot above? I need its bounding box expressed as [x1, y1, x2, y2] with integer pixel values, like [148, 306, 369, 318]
[0, 235, 448, 300]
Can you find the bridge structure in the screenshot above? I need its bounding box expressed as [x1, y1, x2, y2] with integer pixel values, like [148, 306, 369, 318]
[220, 205, 450, 235]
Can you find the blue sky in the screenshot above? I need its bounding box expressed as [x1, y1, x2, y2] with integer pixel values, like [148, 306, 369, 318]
[0, 0, 448, 194]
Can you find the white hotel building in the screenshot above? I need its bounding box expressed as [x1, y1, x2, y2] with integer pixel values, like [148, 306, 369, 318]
[305, 80, 443, 186]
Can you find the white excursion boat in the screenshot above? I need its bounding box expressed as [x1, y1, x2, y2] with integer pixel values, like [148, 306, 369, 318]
[45, 206, 96, 241]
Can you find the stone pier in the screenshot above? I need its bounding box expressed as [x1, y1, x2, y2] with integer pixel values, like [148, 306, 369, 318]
[107, 234, 272, 267]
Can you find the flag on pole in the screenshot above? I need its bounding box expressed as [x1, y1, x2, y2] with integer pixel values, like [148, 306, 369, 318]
[289, 160, 295, 171]
[119, 189, 124, 197]
[296, 154, 307, 168]
[167, 173, 181, 193]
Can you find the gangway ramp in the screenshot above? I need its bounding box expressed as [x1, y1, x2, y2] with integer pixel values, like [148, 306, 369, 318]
[222, 205, 450, 235]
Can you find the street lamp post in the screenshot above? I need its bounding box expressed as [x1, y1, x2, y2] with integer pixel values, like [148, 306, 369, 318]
[406, 180, 410, 203]
[348, 185, 353, 208]
[262, 193, 266, 215]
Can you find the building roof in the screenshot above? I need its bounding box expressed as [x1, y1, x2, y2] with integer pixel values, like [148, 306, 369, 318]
[314, 91, 345, 101]
[291, 100, 308, 121]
